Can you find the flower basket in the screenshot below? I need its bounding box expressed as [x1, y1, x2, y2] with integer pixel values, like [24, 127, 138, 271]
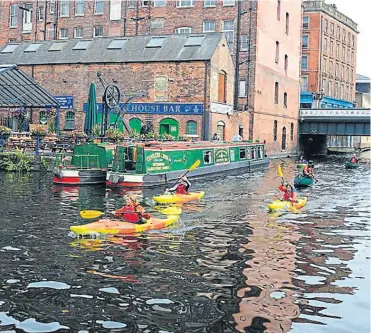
[31, 126, 47, 136]
[106, 129, 124, 142]
[0, 126, 11, 137]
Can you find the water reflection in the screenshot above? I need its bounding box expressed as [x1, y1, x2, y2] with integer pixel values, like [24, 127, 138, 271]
[0, 158, 369, 332]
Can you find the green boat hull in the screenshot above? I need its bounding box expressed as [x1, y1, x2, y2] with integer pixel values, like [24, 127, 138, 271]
[345, 161, 359, 169]
[294, 175, 314, 187]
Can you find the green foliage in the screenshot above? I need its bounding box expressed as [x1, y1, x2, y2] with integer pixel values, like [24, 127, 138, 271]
[0, 126, 11, 135]
[48, 119, 56, 134]
[1, 149, 33, 172]
[31, 126, 47, 135]
[106, 129, 124, 141]
[92, 124, 101, 137]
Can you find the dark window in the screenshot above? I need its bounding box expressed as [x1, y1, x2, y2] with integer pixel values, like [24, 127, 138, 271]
[281, 126, 287, 150]
[275, 41, 279, 63]
[64, 111, 75, 130]
[203, 150, 213, 164]
[186, 120, 197, 135]
[290, 122, 294, 141]
[277, 0, 281, 20]
[283, 92, 287, 108]
[284, 54, 288, 73]
[303, 16, 309, 29]
[39, 111, 47, 124]
[285, 12, 289, 34]
[251, 148, 256, 159]
[274, 82, 279, 104]
[239, 148, 246, 159]
[273, 120, 278, 141]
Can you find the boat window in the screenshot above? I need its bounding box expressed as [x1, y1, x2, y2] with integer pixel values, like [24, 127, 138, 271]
[203, 150, 213, 164]
[258, 146, 263, 159]
[230, 148, 235, 162]
[239, 148, 246, 159]
[251, 148, 256, 159]
[246, 148, 251, 159]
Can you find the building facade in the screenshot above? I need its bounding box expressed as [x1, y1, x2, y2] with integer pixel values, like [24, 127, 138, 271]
[300, 0, 358, 109]
[0, 34, 242, 141]
[0, 0, 302, 155]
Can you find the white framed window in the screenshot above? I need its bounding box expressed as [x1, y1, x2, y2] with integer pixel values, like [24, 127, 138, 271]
[60, 0, 70, 17]
[301, 55, 308, 70]
[142, 0, 149, 6]
[240, 35, 248, 51]
[128, 0, 135, 8]
[59, 28, 68, 39]
[37, 6, 44, 21]
[49, 0, 55, 14]
[204, 0, 216, 7]
[153, 0, 166, 7]
[323, 56, 327, 72]
[93, 25, 104, 37]
[94, 0, 104, 14]
[222, 20, 234, 51]
[9, 4, 18, 28]
[176, 0, 194, 7]
[203, 20, 215, 32]
[328, 80, 332, 97]
[322, 78, 327, 94]
[303, 16, 309, 29]
[176, 27, 192, 34]
[301, 76, 308, 92]
[74, 27, 84, 38]
[239, 80, 246, 97]
[223, 0, 235, 6]
[302, 35, 309, 49]
[22, 4, 32, 32]
[75, 0, 84, 16]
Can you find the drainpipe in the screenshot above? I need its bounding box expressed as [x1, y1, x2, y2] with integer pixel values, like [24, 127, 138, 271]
[43, 0, 48, 40]
[135, 1, 139, 36]
[233, 0, 242, 111]
[202, 61, 209, 140]
[123, 0, 127, 36]
[54, 0, 59, 40]
[317, 13, 323, 107]
[247, 4, 253, 140]
[35, 0, 39, 41]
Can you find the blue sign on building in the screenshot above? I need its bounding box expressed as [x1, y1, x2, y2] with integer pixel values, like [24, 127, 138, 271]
[83, 103, 203, 115]
[55, 96, 74, 109]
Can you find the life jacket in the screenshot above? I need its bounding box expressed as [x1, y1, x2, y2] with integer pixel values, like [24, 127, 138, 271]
[115, 204, 140, 223]
[303, 165, 309, 176]
[350, 157, 357, 163]
[278, 184, 295, 201]
[176, 184, 188, 195]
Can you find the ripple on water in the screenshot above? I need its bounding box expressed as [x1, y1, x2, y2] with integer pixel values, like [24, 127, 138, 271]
[26, 281, 71, 290]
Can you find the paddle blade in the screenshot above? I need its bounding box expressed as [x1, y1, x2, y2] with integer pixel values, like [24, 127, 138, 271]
[80, 210, 103, 219]
[277, 164, 284, 178]
[189, 160, 201, 171]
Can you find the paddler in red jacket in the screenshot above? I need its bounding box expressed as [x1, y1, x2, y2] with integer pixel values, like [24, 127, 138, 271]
[278, 182, 297, 202]
[166, 176, 191, 195]
[115, 195, 150, 223]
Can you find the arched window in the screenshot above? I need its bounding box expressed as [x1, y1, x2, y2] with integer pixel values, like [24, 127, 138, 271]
[218, 71, 227, 103]
[217, 120, 225, 141]
[129, 118, 142, 134]
[186, 120, 197, 135]
[273, 120, 278, 142]
[275, 41, 279, 63]
[285, 12, 289, 34]
[283, 92, 288, 108]
[281, 126, 287, 150]
[284, 54, 288, 73]
[64, 111, 75, 130]
[39, 111, 47, 124]
[159, 118, 179, 138]
[274, 82, 279, 104]
[290, 122, 294, 141]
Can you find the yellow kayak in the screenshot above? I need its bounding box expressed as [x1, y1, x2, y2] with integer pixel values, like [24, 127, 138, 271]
[70, 214, 180, 236]
[267, 197, 307, 212]
[152, 191, 205, 204]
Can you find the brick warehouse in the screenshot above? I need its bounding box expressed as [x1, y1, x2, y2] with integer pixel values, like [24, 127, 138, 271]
[0, 0, 302, 155]
[0, 33, 243, 140]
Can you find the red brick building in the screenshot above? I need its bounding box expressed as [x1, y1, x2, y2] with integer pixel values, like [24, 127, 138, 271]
[301, 0, 358, 108]
[0, 0, 302, 155]
[0, 33, 241, 140]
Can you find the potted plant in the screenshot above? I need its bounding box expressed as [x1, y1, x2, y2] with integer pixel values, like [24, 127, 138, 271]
[0, 125, 11, 136]
[31, 126, 47, 136]
[106, 129, 124, 142]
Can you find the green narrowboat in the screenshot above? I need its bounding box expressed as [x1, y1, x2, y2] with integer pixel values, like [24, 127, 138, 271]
[106, 141, 269, 187]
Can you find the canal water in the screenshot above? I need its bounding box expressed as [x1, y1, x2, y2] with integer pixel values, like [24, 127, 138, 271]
[0, 157, 369, 333]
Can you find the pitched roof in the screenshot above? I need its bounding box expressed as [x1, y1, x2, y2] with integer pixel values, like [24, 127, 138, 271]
[0, 65, 59, 108]
[0, 33, 224, 66]
[356, 74, 370, 82]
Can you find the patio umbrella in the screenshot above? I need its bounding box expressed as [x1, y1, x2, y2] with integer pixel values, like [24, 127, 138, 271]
[84, 82, 97, 136]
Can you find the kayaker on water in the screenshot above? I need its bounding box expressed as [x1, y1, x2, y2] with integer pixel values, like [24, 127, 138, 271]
[350, 154, 358, 164]
[298, 156, 308, 164]
[166, 176, 191, 195]
[115, 194, 150, 223]
[278, 182, 297, 202]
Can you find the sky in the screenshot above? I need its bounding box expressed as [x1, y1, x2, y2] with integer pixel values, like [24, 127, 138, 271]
[331, 0, 371, 78]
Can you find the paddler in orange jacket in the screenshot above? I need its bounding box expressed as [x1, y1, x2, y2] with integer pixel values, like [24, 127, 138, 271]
[278, 182, 297, 202]
[115, 195, 150, 223]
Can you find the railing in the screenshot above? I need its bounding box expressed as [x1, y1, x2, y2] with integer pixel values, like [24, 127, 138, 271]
[300, 108, 370, 118]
